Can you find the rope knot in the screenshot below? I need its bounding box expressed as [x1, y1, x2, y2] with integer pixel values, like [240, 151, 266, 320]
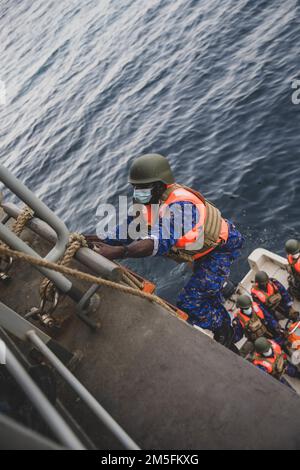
[39, 232, 88, 304]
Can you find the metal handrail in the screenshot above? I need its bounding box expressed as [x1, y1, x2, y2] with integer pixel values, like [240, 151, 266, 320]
[0, 164, 76, 296]
[0, 302, 73, 363]
[0, 414, 65, 450]
[0, 167, 139, 449]
[2, 202, 122, 282]
[0, 164, 69, 262]
[3, 341, 85, 450]
[0, 303, 139, 449]
[0, 223, 73, 295]
[0, 301, 51, 343]
[27, 329, 141, 450]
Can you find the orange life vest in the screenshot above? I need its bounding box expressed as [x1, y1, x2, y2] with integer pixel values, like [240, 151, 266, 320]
[253, 340, 286, 377]
[288, 255, 300, 276]
[251, 281, 282, 309]
[145, 184, 229, 262]
[236, 303, 267, 340]
[287, 321, 300, 351]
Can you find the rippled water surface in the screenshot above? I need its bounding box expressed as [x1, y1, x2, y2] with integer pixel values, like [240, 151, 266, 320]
[0, 0, 299, 300]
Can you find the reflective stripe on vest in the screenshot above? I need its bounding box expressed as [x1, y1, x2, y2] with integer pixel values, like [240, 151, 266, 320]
[251, 282, 277, 304]
[253, 340, 285, 376]
[288, 255, 300, 275]
[145, 184, 229, 261]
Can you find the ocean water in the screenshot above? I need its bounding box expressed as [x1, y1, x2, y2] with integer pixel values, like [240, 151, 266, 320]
[0, 0, 299, 301]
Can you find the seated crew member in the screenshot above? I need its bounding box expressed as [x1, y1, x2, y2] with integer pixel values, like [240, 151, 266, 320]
[251, 271, 298, 321]
[233, 295, 284, 345]
[87, 154, 244, 348]
[251, 337, 300, 386]
[285, 239, 300, 301]
[286, 321, 300, 356]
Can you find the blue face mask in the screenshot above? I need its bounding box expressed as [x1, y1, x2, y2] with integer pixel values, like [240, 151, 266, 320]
[133, 187, 152, 204]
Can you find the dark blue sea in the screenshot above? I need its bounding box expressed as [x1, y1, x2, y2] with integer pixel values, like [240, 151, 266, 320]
[0, 0, 299, 301]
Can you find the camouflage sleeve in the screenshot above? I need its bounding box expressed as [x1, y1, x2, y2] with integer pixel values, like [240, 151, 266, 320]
[271, 278, 293, 307]
[259, 303, 280, 331]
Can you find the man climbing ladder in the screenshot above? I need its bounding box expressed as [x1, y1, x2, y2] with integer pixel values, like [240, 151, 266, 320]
[87, 154, 244, 347]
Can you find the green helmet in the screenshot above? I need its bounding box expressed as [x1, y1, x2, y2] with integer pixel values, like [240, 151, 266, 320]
[285, 239, 300, 256]
[255, 271, 269, 285]
[254, 337, 271, 354]
[129, 154, 175, 185]
[236, 295, 252, 309]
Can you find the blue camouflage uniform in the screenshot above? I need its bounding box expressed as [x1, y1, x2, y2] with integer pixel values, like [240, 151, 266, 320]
[105, 200, 244, 334]
[252, 278, 294, 319]
[175, 221, 244, 333]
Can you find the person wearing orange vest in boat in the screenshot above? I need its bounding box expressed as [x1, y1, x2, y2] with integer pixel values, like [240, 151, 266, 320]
[285, 239, 300, 301]
[232, 295, 284, 345]
[251, 337, 300, 386]
[88, 154, 244, 349]
[285, 321, 300, 358]
[251, 271, 299, 322]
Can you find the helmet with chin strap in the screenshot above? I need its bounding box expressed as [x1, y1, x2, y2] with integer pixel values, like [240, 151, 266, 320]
[255, 271, 269, 286]
[254, 337, 271, 354]
[236, 295, 252, 310]
[129, 154, 175, 185]
[285, 239, 300, 256]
